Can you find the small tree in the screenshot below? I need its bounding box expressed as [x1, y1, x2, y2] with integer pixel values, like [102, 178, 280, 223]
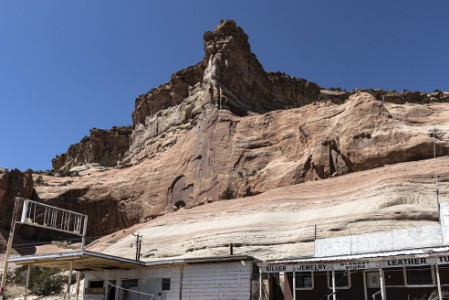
[174, 200, 186, 209]
[13, 266, 66, 296]
[220, 186, 235, 200]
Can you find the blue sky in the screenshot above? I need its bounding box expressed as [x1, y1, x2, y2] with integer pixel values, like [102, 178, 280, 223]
[1, 1, 448, 171]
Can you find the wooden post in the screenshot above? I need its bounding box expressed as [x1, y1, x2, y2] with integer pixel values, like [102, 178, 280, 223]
[259, 269, 262, 300]
[81, 216, 88, 250]
[1, 197, 22, 299]
[66, 261, 73, 300]
[75, 271, 81, 300]
[24, 264, 31, 300]
[435, 264, 443, 300]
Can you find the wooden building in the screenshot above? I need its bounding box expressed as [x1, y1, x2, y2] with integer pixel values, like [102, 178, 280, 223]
[8, 251, 259, 300]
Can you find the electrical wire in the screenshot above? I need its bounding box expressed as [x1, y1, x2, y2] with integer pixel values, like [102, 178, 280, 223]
[90, 272, 160, 300]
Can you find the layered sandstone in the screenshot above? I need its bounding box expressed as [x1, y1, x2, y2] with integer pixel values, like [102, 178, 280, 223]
[52, 126, 132, 171]
[32, 96, 449, 237]
[88, 157, 449, 261]
[11, 20, 449, 238]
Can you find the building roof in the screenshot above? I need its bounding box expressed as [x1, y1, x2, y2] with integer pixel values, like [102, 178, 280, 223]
[260, 246, 449, 266]
[7, 250, 255, 271]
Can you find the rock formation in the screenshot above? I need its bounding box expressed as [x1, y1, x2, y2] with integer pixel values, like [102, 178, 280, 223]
[88, 157, 449, 261]
[52, 126, 132, 171]
[11, 20, 449, 237]
[0, 168, 34, 228]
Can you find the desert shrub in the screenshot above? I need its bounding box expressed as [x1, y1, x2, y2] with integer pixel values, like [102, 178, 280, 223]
[174, 200, 186, 209]
[220, 186, 235, 200]
[35, 175, 44, 185]
[13, 266, 66, 296]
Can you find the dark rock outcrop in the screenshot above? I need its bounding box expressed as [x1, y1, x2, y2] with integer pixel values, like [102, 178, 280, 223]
[52, 126, 132, 171]
[0, 168, 34, 228]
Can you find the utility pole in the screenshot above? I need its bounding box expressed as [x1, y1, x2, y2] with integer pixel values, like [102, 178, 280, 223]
[132, 233, 142, 261]
[430, 125, 440, 223]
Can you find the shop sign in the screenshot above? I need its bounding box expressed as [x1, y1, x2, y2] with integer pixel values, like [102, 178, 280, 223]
[261, 254, 449, 273]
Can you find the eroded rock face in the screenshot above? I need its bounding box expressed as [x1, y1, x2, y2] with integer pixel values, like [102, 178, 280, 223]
[32, 20, 449, 237]
[0, 168, 34, 228]
[52, 126, 132, 171]
[34, 92, 449, 237]
[53, 20, 448, 172]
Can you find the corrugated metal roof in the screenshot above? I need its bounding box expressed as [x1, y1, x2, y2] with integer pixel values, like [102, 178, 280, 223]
[7, 251, 255, 271]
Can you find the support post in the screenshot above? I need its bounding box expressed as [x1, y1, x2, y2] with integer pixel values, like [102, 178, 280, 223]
[379, 268, 386, 300]
[75, 271, 81, 300]
[81, 216, 88, 250]
[332, 270, 336, 300]
[66, 261, 73, 300]
[293, 271, 296, 300]
[435, 264, 443, 300]
[24, 264, 31, 300]
[1, 197, 22, 299]
[259, 269, 262, 300]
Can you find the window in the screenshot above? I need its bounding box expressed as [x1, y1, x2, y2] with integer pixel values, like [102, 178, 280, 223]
[327, 271, 350, 289]
[88, 281, 104, 288]
[366, 271, 380, 288]
[405, 266, 434, 286]
[162, 278, 171, 290]
[295, 272, 313, 290]
[121, 279, 138, 289]
[121, 279, 138, 300]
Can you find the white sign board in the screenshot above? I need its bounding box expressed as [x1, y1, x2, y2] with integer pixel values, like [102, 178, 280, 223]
[261, 255, 449, 273]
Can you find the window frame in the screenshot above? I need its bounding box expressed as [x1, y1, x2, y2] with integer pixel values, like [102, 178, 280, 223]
[294, 271, 314, 291]
[88, 280, 104, 288]
[364, 270, 381, 289]
[403, 266, 435, 287]
[121, 278, 139, 289]
[327, 270, 351, 290]
[162, 278, 171, 291]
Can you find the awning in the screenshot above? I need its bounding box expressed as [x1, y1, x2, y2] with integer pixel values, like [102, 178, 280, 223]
[8, 251, 255, 271]
[7, 250, 145, 271]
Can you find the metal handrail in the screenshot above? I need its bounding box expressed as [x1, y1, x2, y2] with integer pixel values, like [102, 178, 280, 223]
[319, 291, 336, 300]
[371, 290, 381, 300]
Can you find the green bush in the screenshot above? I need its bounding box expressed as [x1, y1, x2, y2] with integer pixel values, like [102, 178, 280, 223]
[174, 200, 186, 209]
[13, 266, 67, 296]
[220, 186, 235, 200]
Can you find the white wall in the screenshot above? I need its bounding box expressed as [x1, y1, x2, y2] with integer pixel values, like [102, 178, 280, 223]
[440, 202, 449, 244]
[182, 261, 253, 300]
[83, 266, 182, 300]
[83, 260, 253, 300]
[314, 224, 442, 257]
[314, 202, 449, 257]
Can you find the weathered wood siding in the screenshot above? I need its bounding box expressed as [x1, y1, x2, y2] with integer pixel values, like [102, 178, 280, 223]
[83, 260, 253, 300]
[181, 261, 253, 300]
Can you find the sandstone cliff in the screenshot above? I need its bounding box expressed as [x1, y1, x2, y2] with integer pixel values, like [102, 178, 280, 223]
[7, 20, 449, 238]
[52, 126, 132, 171]
[88, 157, 449, 261]
[0, 168, 34, 228]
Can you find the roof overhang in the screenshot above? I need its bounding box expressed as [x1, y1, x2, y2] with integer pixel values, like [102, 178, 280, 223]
[264, 246, 449, 265]
[8, 250, 145, 271]
[8, 251, 256, 271]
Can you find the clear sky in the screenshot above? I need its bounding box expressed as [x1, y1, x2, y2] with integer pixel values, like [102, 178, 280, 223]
[1, 1, 448, 171]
